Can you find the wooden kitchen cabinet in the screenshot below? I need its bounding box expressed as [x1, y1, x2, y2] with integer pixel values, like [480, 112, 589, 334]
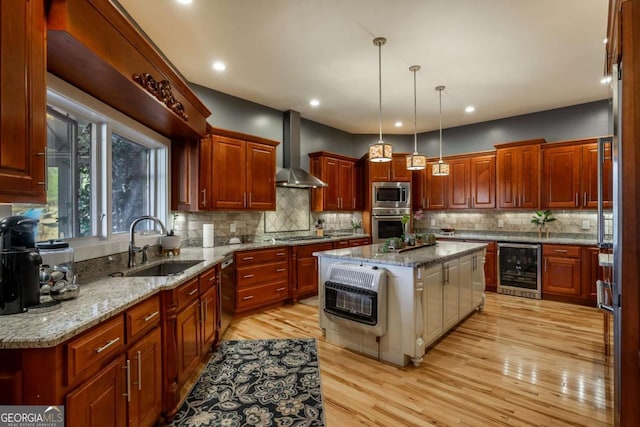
[348, 237, 371, 247]
[199, 129, 278, 210]
[425, 163, 448, 210]
[496, 139, 543, 209]
[542, 139, 612, 209]
[542, 244, 582, 298]
[235, 247, 289, 313]
[470, 154, 496, 208]
[127, 327, 162, 427]
[0, 0, 46, 204]
[483, 241, 497, 292]
[448, 158, 471, 209]
[368, 153, 411, 182]
[199, 267, 219, 358]
[309, 152, 358, 211]
[171, 138, 200, 211]
[293, 242, 334, 300]
[443, 260, 460, 331]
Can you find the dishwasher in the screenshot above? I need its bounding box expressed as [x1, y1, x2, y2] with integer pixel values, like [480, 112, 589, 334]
[220, 254, 235, 338]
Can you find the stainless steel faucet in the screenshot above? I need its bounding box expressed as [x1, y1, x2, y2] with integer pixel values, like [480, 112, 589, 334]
[128, 215, 167, 268]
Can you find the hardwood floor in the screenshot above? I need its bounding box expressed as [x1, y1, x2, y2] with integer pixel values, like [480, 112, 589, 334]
[224, 292, 614, 426]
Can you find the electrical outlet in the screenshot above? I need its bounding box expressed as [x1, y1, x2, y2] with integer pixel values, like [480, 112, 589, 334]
[230, 223, 236, 233]
[497, 219, 504, 228]
[582, 220, 590, 230]
[430, 218, 436, 226]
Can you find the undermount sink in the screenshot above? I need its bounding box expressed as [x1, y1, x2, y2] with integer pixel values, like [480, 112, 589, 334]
[127, 260, 204, 277]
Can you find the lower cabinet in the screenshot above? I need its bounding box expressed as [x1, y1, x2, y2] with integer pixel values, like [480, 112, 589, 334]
[294, 242, 334, 300]
[483, 241, 497, 292]
[128, 328, 162, 427]
[234, 247, 289, 313]
[443, 260, 460, 330]
[542, 244, 582, 298]
[66, 354, 128, 427]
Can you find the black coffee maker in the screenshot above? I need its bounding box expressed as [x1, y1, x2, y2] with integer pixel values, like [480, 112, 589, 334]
[0, 216, 42, 315]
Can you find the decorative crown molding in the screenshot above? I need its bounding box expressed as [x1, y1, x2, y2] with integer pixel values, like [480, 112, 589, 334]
[133, 73, 189, 121]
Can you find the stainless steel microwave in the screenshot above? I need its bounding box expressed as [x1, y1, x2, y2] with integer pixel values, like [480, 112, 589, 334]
[372, 182, 410, 208]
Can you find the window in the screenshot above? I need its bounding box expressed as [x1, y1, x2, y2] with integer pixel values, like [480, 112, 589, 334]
[14, 75, 169, 247]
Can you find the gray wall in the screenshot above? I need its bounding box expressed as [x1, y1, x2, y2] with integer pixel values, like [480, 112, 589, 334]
[191, 82, 610, 166]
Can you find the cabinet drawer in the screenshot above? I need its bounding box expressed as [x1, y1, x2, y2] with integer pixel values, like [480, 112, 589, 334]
[237, 261, 288, 288]
[177, 277, 200, 311]
[333, 240, 349, 249]
[66, 315, 125, 384]
[237, 281, 288, 311]
[199, 266, 218, 293]
[543, 244, 581, 257]
[349, 238, 370, 247]
[235, 247, 288, 266]
[296, 242, 333, 258]
[126, 295, 161, 343]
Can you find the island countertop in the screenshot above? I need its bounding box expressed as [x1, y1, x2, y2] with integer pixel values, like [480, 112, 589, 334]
[313, 240, 488, 268]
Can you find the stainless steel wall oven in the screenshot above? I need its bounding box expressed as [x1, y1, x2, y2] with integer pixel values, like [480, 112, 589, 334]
[371, 208, 409, 243]
[497, 242, 541, 299]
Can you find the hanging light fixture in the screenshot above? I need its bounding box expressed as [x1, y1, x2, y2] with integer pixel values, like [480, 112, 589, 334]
[432, 85, 450, 176]
[406, 65, 426, 170]
[369, 37, 392, 163]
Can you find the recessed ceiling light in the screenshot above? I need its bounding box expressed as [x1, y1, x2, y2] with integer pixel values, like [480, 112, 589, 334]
[212, 61, 226, 72]
[465, 106, 475, 113]
[394, 121, 403, 127]
[601, 75, 612, 84]
[176, 0, 193, 4]
[309, 99, 320, 107]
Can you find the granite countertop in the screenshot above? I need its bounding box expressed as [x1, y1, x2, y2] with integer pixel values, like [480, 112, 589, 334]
[0, 234, 370, 350]
[314, 241, 488, 268]
[428, 231, 598, 246]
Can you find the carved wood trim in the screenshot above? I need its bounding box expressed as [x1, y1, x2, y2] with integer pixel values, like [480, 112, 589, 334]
[133, 73, 189, 121]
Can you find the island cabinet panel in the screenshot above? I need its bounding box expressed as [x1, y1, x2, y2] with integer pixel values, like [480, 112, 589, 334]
[66, 354, 127, 427]
[234, 247, 289, 313]
[293, 242, 334, 300]
[459, 255, 474, 316]
[496, 140, 543, 209]
[443, 260, 460, 331]
[422, 264, 444, 345]
[0, 0, 46, 204]
[309, 152, 359, 211]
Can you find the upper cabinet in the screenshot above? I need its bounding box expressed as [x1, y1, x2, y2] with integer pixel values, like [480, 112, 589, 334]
[542, 138, 612, 209]
[309, 152, 359, 211]
[0, 0, 46, 204]
[495, 139, 543, 209]
[199, 129, 278, 211]
[367, 153, 411, 182]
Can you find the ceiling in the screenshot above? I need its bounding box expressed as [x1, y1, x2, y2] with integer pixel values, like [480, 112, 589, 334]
[116, 0, 610, 135]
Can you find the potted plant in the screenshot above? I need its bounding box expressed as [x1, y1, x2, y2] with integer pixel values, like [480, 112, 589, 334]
[161, 213, 181, 251]
[531, 210, 557, 238]
[351, 218, 362, 234]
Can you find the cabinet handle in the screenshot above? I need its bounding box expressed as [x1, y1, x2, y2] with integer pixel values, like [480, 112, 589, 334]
[242, 295, 254, 300]
[201, 188, 207, 207]
[188, 288, 198, 296]
[276, 268, 286, 272]
[136, 351, 142, 391]
[276, 287, 286, 292]
[243, 256, 254, 261]
[352, 198, 356, 209]
[575, 193, 579, 207]
[545, 258, 548, 272]
[276, 252, 286, 257]
[95, 337, 120, 354]
[143, 311, 159, 322]
[468, 196, 471, 207]
[243, 192, 247, 207]
[249, 192, 252, 207]
[123, 359, 131, 402]
[583, 192, 587, 207]
[204, 299, 208, 322]
[36, 147, 48, 189]
[554, 249, 568, 253]
[199, 301, 204, 324]
[447, 265, 450, 283]
[209, 275, 217, 282]
[243, 274, 254, 279]
[422, 198, 425, 209]
[472, 196, 475, 207]
[427, 198, 430, 209]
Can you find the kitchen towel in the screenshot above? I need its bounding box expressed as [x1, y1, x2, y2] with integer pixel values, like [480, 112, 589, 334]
[203, 223, 214, 247]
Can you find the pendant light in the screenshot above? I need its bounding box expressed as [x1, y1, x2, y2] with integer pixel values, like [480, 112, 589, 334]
[406, 65, 426, 170]
[432, 85, 450, 176]
[368, 37, 392, 163]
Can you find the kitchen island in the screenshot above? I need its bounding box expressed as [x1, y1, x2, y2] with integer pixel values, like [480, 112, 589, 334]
[315, 241, 487, 367]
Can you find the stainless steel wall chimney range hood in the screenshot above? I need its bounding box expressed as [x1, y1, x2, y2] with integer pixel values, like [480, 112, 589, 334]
[276, 110, 327, 188]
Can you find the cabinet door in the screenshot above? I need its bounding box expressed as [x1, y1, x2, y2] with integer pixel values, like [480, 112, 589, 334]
[296, 257, 318, 296]
[581, 143, 612, 209]
[496, 148, 518, 208]
[426, 164, 447, 210]
[200, 285, 218, 357]
[0, 0, 46, 204]
[211, 136, 246, 209]
[542, 145, 581, 208]
[518, 144, 540, 209]
[369, 161, 390, 182]
[353, 159, 365, 211]
[246, 142, 276, 210]
[458, 255, 473, 317]
[484, 243, 497, 291]
[172, 138, 199, 211]
[198, 136, 213, 209]
[176, 300, 201, 385]
[66, 355, 127, 427]
[129, 328, 162, 427]
[323, 157, 340, 210]
[543, 256, 582, 296]
[391, 156, 411, 181]
[411, 169, 427, 210]
[337, 159, 354, 210]
[582, 246, 605, 302]
[472, 252, 486, 308]
[443, 261, 459, 330]
[470, 155, 495, 208]
[422, 265, 443, 346]
[448, 159, 470, 209]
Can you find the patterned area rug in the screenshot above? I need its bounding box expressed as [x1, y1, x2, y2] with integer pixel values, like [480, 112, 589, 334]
[172, 338, 325, 427]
